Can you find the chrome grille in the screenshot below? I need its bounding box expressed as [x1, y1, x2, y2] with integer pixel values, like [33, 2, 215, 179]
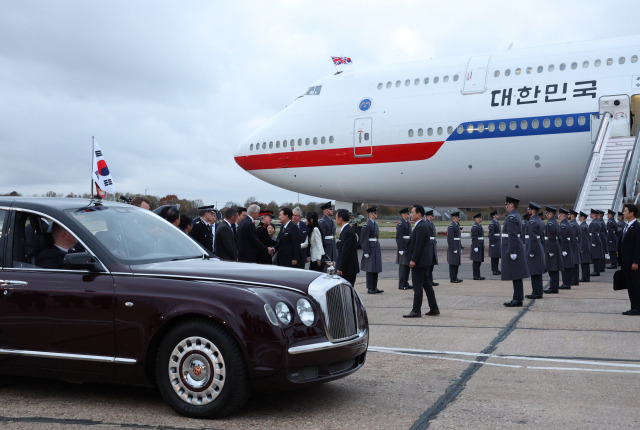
[324, 283, 358, 341]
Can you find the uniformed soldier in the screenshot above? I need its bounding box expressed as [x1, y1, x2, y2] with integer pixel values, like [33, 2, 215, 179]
[578, 211, 592, 282]
[543, 206, 563, 294]
[524, 202, 546, 299]
[425, 209, 439, 286]
[396, 207, 412, 290]
[470, 213, 485, 280]
[447, 211, 463, 283]
[189, 205, 216, 253]
[488, 210, 501, 275]
[589, 209, 603, 276]
[617, 211, 626, 247]
[521, 212, 530, 245]
[502, 196, 530, 307]
[318, 202, 337, 267]
[607, 209, 619, 269]
[558, 208, 574, 289]
[360, 206, 383, 294]
[568, 210, 581, 286]
[597, 210, 608, 272]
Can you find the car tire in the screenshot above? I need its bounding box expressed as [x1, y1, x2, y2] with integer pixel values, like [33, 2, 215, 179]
[155, 319, 251, 418]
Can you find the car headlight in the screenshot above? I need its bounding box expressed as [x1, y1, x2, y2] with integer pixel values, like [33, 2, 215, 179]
[264, 304, 279, 326]
[275, 302, 292, 325]
[296, 298, 315, 326]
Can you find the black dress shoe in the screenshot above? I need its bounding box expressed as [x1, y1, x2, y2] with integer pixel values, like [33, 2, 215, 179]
[558, 284, 571, 290]
[430, 282, 439, 286]
[425, 310, 440, 316]
[450, 278, 463, 283]
[525, 294, 543, 299]
[590, 273, 600, 277]
[622, 309, 640, 316]
[367, 290, 377, 294]
[503, 300, 523, 307]
[473, 276, 486, 280]
[375, 289, 384, 294]
[543, 288, 559, 294]
[571, 282, 579, 286]
[403, 311, 422, 318]
[399, 286, 409, 290]
[607, 265, 618, 269]
[492, 271, 502, 275]
[600, 269, 605, 272]
[579, 279, 590, 282]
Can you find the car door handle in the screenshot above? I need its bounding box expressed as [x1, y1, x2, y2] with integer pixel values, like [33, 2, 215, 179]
[0, 280, 29, 287]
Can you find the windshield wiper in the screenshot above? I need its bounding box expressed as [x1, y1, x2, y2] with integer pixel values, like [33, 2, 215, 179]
[171, 255, 206, 261]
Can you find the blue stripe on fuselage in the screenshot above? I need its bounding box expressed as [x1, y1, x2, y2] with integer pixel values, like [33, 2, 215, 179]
[447, 111, 598, 141]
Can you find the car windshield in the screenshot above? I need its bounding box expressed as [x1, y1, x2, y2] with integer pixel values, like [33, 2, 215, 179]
[68, 205, 207, 264]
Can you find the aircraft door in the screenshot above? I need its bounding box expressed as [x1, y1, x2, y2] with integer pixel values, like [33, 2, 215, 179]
[462, 55, 491, 94]
[599, 95, 630, 137]
[630, 95, 640, 137]
[354, 117, 373, 157]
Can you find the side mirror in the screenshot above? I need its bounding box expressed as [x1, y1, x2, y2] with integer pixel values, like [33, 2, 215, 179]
[63, 252, 104, 272]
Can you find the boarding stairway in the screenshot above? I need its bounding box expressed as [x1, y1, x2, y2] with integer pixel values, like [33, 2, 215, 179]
[575, 113, 640, 214]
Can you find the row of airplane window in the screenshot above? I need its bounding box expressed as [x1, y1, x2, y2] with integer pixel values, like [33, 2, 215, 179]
[377, 74, 460, 90]
[495, 55, 638, 78]
[250, 136, 335, 151]
[407, 115, 587, 138]
[377, 55, 638, 91]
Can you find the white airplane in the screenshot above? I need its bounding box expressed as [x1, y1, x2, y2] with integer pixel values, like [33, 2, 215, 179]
[235, 35, 640, 209]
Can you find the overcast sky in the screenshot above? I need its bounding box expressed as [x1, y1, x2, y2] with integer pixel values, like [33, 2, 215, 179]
[1, 0, 639, 206]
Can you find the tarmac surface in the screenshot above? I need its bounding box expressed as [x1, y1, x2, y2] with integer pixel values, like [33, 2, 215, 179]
[0, 238, 639, 429]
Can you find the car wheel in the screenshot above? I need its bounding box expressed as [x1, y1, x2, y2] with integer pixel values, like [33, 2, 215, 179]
[155, 319, 251, 418]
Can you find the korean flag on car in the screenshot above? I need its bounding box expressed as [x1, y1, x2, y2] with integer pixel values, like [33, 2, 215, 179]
[92, 138, 115, 194]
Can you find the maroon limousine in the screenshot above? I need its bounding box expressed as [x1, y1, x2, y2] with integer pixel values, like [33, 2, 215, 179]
[0, 198, 368, 418]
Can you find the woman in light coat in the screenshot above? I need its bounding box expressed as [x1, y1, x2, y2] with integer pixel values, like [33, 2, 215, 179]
[303, 211, 325, 272]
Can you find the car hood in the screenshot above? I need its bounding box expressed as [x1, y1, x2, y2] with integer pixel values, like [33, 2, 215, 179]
[129, 258, 325, 293]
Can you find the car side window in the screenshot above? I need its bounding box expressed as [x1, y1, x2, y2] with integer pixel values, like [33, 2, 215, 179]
[11, 211, 53, 268]
[0, 209, 7, 267]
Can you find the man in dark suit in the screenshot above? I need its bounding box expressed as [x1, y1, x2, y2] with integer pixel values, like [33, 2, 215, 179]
[619, 203, 640, 315]
[238, 204, 274, 263]
[293, 207, 308, 268]
[275, 207, 301, 268]
[36, 223, 77, 269]
[189, 205, 216, 253]
[335, 209, 359, 286]
[214, 207, 238, 261]
[256, 210, 276, 264]
[396, 207, 412, 290]
[403, 204, 439, 318]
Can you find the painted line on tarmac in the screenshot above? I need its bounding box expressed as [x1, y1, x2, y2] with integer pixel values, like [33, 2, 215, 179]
[369, 346, 640, 369]
[369, 348, 521, 368]
[528, 366, 640, 374]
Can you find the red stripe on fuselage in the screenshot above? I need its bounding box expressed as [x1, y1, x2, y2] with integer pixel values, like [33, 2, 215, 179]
[235, 141, 445, 171]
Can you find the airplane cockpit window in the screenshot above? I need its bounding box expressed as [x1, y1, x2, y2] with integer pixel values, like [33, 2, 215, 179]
[632, 55, 638, 63]
[305, 85, 322, 96]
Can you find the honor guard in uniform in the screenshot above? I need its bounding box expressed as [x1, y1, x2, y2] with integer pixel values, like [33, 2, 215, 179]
[558, 208, 574, 289]
[617, 211, 625, 248]
[403, 205, 440, 318]
[568, 210, 581, 286]
[521, 213, 530, 244]
[396, 207, 412, 290]
[543, 206, 563, 294]
[589, 209, 603, 276]
[578, 211, 592, 282]
[189, 205, 216, 253]
[488, 210, 501, 275]
[607, 209, 619, 269]
[597, 210, 608, 272]
[470, 213, 485, 280]
[256, 210, 276, 264]
[425, 209, 439, 286]
[360, 206, 383, 294]
[319, 202, 337, 266]
[525, 202, 546, 299]
[447, 211, 463, 283]
[502, 196, 530, 306]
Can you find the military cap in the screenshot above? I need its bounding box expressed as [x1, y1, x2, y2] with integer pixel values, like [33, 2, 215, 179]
[473, 213, 482, 219]
[505, 196, 520, 205]
[489, 210, 498, 217]
[450, 211, 461, 218]
[579, 211, 589, 218]
[545, 206, 557, 213]
[590, 208, 599, 215]
[320, 202, 333, 210]
[399, 207, 410, 214]
[366, 206, 378, 213]
[528, 202, 541, 210]
[570, 210, 579, 216]
[198, 205, 216, 212]
[558, 208, 570, 215]
[259, 210, 274, 217]
[425, 209, 434, 216]
[618, 211, 624, 217]
[607, 209, 616, 215]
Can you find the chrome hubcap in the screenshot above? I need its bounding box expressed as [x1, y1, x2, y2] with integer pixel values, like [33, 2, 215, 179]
[168, 336, 226, 405]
